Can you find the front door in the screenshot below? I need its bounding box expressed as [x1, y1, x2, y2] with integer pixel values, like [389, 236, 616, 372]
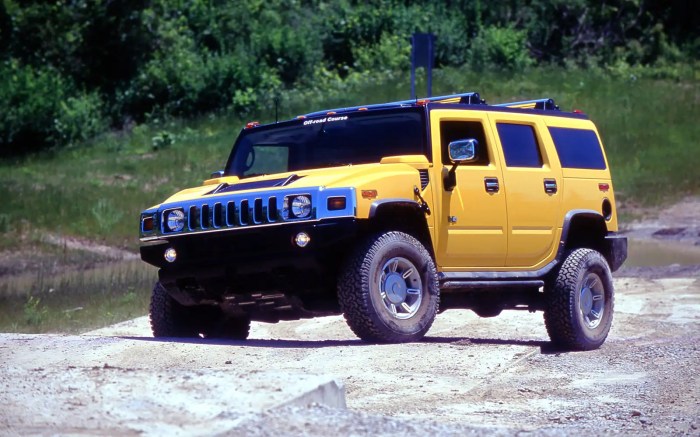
[432, 110, 508, 269]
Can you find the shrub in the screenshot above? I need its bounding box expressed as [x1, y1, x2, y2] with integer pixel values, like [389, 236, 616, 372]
[0, 61, 107, 155]
[468, 25, 534, 71]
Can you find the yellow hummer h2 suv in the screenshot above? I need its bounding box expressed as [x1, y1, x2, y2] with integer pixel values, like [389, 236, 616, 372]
[139, 92, 627, 350]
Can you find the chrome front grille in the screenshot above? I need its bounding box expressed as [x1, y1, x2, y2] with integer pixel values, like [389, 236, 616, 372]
[140, 186, 357, 240]
[184, 196, 281, 232]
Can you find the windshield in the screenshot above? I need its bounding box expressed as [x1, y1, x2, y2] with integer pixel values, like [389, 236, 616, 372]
[225, 108, 427, 178]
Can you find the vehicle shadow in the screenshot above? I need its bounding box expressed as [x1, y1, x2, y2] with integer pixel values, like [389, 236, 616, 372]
[119, 335, 561, 352]
[421, 336, 561, 354]
[118, 336, 367, 348]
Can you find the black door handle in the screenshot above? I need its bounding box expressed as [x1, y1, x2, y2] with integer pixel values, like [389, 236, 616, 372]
[484, 177, 499, 193]
[544, 178, 558, 194]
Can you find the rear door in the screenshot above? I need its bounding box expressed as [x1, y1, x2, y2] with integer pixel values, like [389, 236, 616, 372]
[488, 113, 562, 268]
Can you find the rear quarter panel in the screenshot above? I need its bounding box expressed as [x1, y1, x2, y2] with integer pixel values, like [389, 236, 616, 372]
[544, 116, 619, 232]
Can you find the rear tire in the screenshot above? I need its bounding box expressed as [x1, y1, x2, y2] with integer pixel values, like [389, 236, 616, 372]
[544, 248, 614, 351]
[203, 313, 251, 340]
[150, 282, 250, 340]
[338, 231, 439, 343]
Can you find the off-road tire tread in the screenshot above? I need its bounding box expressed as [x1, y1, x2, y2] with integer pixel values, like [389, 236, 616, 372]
[150, 281, 197, 338]
[337, 231, 439, 343]
[544, 248, 614, 351]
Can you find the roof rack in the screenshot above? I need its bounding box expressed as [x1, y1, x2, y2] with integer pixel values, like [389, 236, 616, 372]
[494, 98, 559, 111]
[301, 92, 485, 118]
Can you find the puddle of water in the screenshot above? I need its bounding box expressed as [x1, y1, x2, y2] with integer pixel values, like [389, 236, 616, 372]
[625, 239, 700, 267]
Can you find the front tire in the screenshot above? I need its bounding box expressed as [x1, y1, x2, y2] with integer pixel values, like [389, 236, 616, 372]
[150, 281, 199, 338]
[544, 248, 614, 351]
[338, 231, 439, 343]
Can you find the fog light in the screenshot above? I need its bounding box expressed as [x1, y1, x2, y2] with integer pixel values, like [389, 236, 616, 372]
[164, 247, 177, 263]
[294, 232, 311, 248]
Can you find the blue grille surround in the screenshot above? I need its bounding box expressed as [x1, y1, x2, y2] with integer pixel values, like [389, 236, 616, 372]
[140, 186, 356, 241]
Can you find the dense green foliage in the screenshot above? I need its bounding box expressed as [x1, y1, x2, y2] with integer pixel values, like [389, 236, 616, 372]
[0, 0, 698, 154]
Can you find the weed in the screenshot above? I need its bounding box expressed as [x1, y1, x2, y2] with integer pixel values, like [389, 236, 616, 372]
[91, 199, 125, 233]
[151, 131, 176, 151]
[23, 296, 48, 326]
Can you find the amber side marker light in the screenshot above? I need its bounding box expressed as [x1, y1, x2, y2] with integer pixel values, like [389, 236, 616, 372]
[361, 190, 378, 199]
[327, 196, 347, 211]
[142, 216, 154, 232]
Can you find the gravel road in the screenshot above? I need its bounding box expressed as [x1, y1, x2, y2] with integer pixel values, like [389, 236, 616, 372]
[2, 273, 699, 436]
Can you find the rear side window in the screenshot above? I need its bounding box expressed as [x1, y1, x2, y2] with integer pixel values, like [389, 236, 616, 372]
[496, 123, 543, 168]
[549, 127, 607, 170]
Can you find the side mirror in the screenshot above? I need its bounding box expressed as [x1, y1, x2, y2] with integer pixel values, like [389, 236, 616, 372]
[448, 139, 478, 163]
[445, 139, 478, 191]
[210, 170, 224, 179]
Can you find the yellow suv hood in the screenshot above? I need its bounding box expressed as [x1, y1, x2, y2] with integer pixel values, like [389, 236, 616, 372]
[160, 158, 430, 207]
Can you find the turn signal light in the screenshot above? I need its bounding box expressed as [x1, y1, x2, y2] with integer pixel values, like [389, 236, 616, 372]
[327, 196, 347, 211]
[362, 190, 378, 199]
[142, 216, 154, 232]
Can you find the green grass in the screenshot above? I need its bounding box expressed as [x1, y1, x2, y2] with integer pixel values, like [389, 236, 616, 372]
[0, 65, 698, 333]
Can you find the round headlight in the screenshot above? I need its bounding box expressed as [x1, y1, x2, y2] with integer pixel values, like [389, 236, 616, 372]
[165, 209, 185, 232]
[291, 195, 312, 218]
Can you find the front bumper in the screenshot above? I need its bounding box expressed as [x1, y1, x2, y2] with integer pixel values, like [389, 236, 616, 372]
[140, 218, 359, 295]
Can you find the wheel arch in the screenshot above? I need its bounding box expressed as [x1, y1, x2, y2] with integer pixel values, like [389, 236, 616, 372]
[367, 199, 434, 257]
[560, 209, 616, 269]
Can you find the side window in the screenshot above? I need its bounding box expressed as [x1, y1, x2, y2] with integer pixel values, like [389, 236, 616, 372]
[440, 121, 490, 165]
[497, 123, 543, 168]
[549, 127, 607, 170]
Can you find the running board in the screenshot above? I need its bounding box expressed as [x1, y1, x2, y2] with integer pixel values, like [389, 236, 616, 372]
[440, 280, 544, 290]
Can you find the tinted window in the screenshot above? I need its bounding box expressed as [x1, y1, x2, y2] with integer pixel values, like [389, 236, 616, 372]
[549, 127, 607, 170]
[226, 108, 426, 178]
[440, 121, 490, 165]
[497, 123, 543, 168]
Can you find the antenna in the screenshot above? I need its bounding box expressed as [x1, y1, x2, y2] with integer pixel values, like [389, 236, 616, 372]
[274, 95, 279, 123]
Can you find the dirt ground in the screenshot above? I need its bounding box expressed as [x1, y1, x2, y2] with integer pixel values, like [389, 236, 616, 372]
[1, 198, 700, 435]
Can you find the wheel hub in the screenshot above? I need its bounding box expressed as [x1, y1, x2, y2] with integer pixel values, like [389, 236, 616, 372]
[579, 273, 605, 329]
[384, 273, 407, 304]
[378, 257, 423, 320]
[580, 286, 593, 314]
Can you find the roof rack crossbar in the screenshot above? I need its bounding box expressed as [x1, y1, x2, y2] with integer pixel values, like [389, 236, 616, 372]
[302, 92, 484, 118]
[494, 98, 559, 111]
